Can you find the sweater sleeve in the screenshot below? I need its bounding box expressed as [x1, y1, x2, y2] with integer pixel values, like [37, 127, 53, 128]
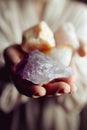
[55, 1, 87, 112]
[0, 0, 29, 113]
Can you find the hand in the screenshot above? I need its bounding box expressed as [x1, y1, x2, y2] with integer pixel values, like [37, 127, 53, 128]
[3, 44, 81, 98]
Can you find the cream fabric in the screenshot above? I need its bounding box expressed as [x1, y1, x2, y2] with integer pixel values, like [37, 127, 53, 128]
[0, 0, 87, 130]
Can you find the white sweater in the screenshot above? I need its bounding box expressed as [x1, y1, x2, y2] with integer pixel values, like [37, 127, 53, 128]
[0, 0, 87, 130]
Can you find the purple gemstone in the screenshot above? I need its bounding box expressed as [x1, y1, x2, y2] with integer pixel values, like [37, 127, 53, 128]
[16, 50, 72, 84]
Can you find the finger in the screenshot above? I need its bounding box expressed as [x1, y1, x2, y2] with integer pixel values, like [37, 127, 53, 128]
[43, 82, 70, 95]
[49, 75, 77, 93]
[49, 73, 76, 85]
[78, 40, 87, 57]
[30, 85, 46, 98]
[19, 85, 46, 98]
[17, 84, 46, 98]
[13, 75, 46, 97]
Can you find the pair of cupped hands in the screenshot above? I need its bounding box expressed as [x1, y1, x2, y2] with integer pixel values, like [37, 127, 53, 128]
[4, 39, 86, 98]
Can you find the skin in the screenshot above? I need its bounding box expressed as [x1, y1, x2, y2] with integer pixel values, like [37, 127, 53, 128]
[3, 39, 86, 98]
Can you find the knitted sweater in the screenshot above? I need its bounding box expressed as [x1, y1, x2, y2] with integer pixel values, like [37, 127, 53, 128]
[0, 0, 87, 130]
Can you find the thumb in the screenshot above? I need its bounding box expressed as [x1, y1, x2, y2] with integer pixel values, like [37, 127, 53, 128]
[77, 40, 87, 57]
[3, 44, 26, 71]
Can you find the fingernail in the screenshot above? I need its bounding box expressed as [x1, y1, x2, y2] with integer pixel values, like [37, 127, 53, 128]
[55, 93, 62, 96]
[32, 92, 41, 98]
[32, 94, 40, 98]
[55, 89, 63, 96]
[56, 87, 70, 96]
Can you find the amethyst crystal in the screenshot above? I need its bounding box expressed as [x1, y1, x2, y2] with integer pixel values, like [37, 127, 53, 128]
[16, 50, 72, 84]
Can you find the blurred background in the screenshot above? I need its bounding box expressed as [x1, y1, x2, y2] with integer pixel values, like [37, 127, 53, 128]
[0, 0, 87, 130]
[77, 0, 87, 3]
